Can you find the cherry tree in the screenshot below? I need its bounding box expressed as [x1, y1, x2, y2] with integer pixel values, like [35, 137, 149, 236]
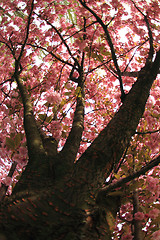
[0, 0, 160, 239]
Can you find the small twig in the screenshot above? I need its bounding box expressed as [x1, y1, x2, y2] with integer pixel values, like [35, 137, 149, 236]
[114, 144, 130, 174]
[130, 0, 154, 63]
[135, 129, 160, 135]
[17, 0, 34, 63]
[81, 17, 87, 68]
[28, 43, 74, 67]
[35, 12, 80, 69]
[96, 154, 160, 197]
[55, 63, 66, 90]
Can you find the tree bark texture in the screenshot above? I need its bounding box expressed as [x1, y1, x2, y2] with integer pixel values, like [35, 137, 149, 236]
[0, 52, 160, 240]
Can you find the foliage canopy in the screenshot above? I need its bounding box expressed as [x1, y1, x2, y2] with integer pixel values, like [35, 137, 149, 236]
[0, 0, 160, 239]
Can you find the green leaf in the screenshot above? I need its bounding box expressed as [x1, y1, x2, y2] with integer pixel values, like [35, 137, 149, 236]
[75, 86, 82, 97]
[52, 105, 58, 114]
[91, 52, 97, 59]
[99, 46, 111, 56]
[106, 211, 115, 231]
[67, 9, 77, 25]
[14, 133, 22, 147]
[6, 137, 15, 150]
[59, 99, 66, 108]
[64, 92, 72, 96]
[45, 115, 52, 123]
[38, 114, 46, 121]
[14, 10, 25, 19]
[96, 54, 104, 62]
[101, 50, 111, 56]
[38, 114, 52, 123]
[108, 191, 123, 197]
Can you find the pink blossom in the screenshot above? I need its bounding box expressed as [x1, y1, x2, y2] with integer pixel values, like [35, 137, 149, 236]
[125, 212, 133, 222]
[19, 147, 28, 156]
[74, 39, 87, 51]
[152, 230, 160, 240]
[79, 40, 87, 51]
[146, 176, 159, 192]
[121, 234, 133, 240]
[134, 211, 145, 221]
[13, 153, 22, 164]
[17, 159, 28, 168]
[147, 195, 157, 204]
[2, 176, 12, 186]
[65, 82, 72, 89]
[50, 121, 62, 140]
[121, 203, 132, 214]
[45, 90, 62, 105]
[148, 208, 160, 219]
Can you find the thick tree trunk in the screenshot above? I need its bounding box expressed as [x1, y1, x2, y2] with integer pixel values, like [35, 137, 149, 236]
[0, 52, 160, 240]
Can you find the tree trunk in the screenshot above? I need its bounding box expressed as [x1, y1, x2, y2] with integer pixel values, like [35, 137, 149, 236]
[0, 52, 160, 240]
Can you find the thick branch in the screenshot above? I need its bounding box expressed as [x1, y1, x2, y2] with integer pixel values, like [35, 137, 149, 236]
[12, 0, 46, 161]
[14, 73, 45, 159]
[59, 68, 85, 168]
[11, 1, 54, 191]
[71, 50, 160, 205]
[97, 154, 160, 198]
[114, 70, 160, 78]
[0, 162, 17, 202]
[60, 90, 84, 162]
[13, 74, 55, 193]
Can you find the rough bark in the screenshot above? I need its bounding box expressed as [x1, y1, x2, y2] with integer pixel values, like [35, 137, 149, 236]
[0, 0, 160, 236]
[70, 51, 160, 206]
[0, 51, 160, 239]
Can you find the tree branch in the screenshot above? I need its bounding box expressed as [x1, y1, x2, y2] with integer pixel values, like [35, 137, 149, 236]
[0, 161, 17, 202]
[14, 74, 45, 158]
[35, 12, 80, 69]
[28, 43, 74, 67]
[59, 65, 85, 168]
[12, 0, 45, 160]
[96, 154, 160, 198]
[17, 0, 34, 62]
[9, 1, 56, 193]
[135, 128, 160, 135]
[59, 15, 87, 163]
[78, 0, 126, 102]
[132, 190, 143, 240]
[71, 50, 160, 205]
[130, 0, 154, 63]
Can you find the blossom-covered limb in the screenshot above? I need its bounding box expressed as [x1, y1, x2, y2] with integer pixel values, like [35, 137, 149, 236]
[72, 51, 160, 205]
[96, 154, 160, 198]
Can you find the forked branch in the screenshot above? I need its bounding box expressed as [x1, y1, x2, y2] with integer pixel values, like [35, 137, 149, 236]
[96, 154, 160, 202]
[60, 60, 85, 164]
[78, 0, 126, 102]
[35, 12, 80, 69]
[130, 0, 154, 63]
